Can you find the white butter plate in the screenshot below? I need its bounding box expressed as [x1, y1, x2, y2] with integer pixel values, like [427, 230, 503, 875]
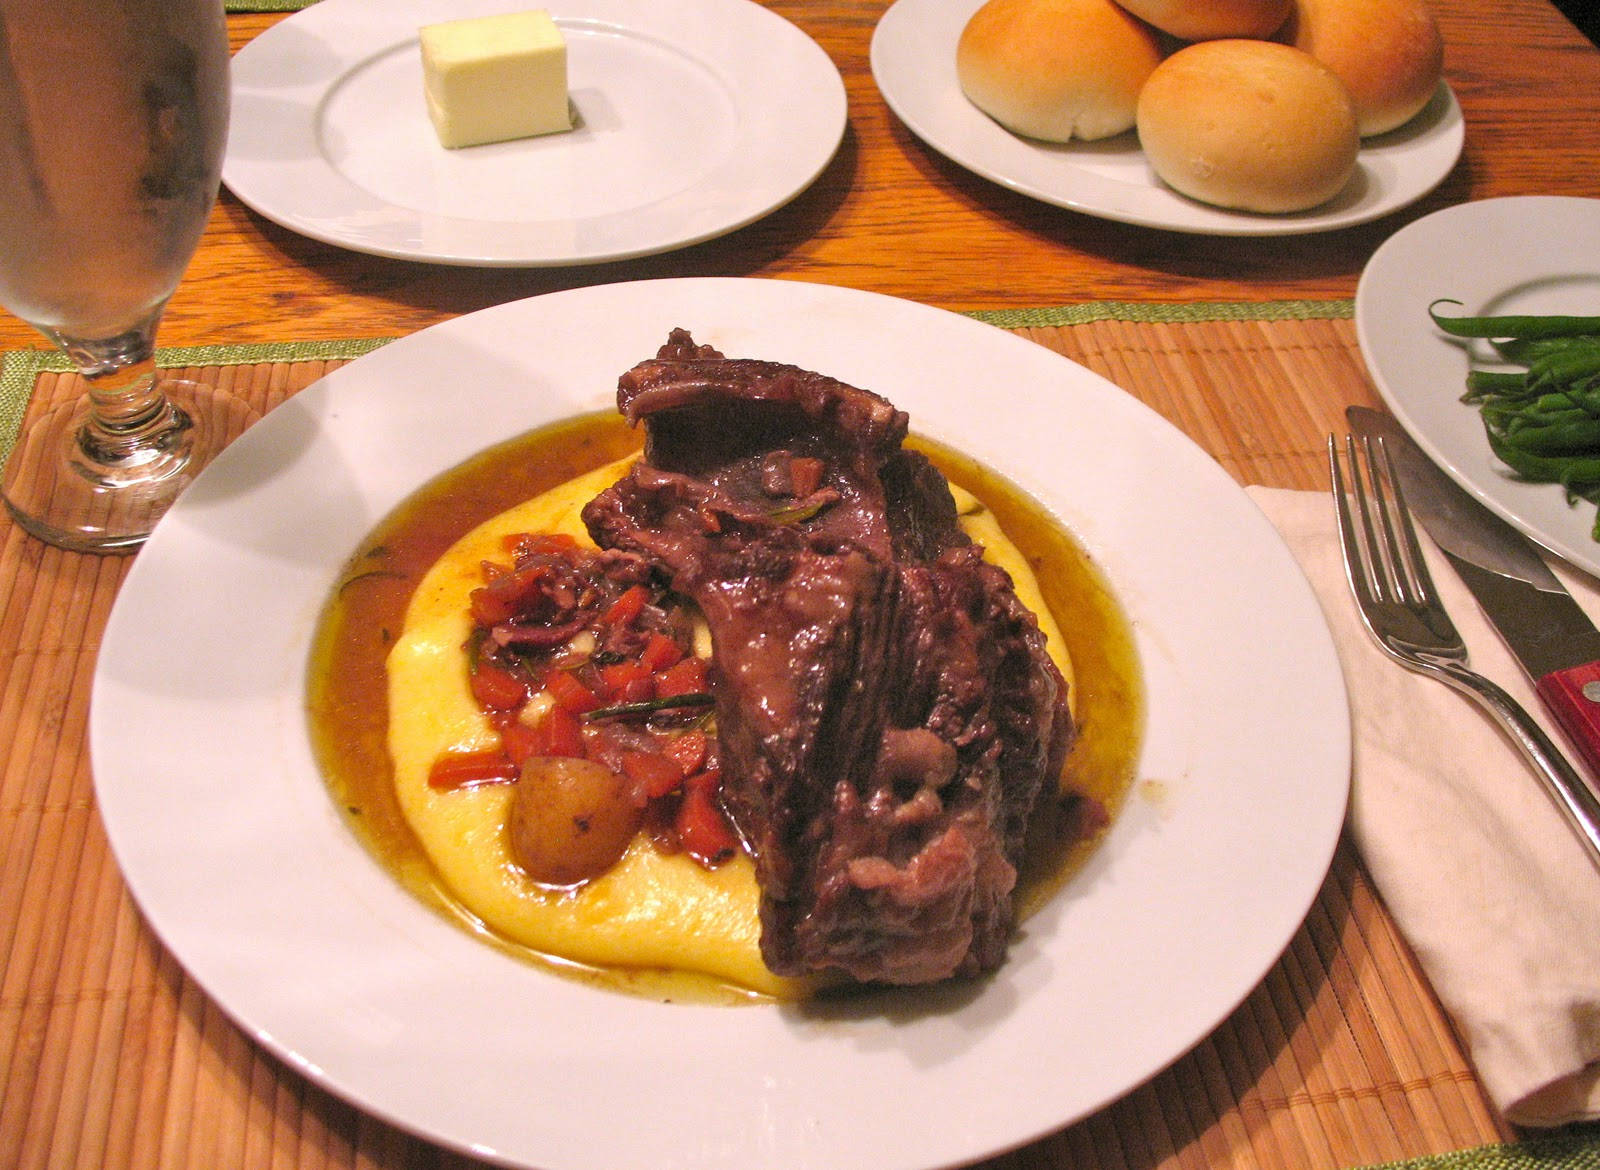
[223, 0, 845, 266]
[93, 278, 1349, 1170]
[870, 0, 1463, 236]
[1356, 196, 1600, 578]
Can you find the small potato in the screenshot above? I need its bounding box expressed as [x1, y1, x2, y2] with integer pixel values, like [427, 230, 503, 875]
[508, 757, 643, 886]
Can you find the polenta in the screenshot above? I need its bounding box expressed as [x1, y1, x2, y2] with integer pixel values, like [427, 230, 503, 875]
[386, 455, 1071, 999]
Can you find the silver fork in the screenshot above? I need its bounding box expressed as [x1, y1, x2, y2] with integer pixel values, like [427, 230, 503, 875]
[1329, 432, 1600, 867]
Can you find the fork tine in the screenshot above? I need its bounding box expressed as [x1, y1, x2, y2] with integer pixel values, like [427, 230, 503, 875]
[1360, 432, 1448, 614]
[1354, 433, 1411, 605]
[1328, 435, 1381, 606]
[1346, 433, 1399, 603]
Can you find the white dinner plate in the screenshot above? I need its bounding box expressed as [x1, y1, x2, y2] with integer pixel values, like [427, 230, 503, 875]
[870, 0, 1463, 236]
[92, 278, 1349, 1170]
[222, 0, 845, 266]
[1356, 196, 1600, 578]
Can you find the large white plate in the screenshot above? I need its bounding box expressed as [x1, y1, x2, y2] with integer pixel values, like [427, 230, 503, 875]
[222, 0, 845, 266]
[870, 0, 1463, 236]
[1356, 196, 1600, 579]
[92, 278, 1349, 1170]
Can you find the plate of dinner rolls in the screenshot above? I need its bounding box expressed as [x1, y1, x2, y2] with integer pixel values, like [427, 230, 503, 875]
[870, 0, 1463, 234]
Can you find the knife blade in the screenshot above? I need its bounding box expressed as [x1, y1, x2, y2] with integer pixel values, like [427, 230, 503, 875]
[1348, 406, 1600, 780]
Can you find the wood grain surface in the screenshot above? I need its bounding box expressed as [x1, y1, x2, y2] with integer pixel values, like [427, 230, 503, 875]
[3, 0, 1598, 359]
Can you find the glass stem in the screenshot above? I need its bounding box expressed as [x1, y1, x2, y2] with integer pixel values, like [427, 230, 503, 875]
[44, 309, 190, 469]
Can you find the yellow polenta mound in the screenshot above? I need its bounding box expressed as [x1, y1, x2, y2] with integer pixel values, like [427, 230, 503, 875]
[386, 454, 1071, 998]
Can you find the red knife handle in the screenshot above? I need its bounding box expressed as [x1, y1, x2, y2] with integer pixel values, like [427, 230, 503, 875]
[1536, 660, 1600, 781]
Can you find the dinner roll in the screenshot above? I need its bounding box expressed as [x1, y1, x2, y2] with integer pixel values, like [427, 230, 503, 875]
[1280, 0, 1444, 135]
[957, 0, 1165, 142]
[1136, 40, 1359, 212]
[1113, 0, 1291, 41]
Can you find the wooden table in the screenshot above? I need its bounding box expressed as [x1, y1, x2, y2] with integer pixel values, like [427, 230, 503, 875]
[0, 0, 1576, 357]
[3, 1, 1600, 1167]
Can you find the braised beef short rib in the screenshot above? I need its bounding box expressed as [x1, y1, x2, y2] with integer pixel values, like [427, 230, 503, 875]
[583, 330, 1073, 985]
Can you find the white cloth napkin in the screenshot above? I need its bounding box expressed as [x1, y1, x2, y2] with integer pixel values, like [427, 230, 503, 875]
[1247, 486, 1600, 1127]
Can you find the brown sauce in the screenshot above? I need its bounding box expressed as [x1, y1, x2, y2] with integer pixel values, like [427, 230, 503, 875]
[912, 435, 1145, 918]
[306, 412, 1143, 999]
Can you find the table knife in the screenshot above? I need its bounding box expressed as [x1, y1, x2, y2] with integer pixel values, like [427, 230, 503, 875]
[1348, 406, 1600, 780]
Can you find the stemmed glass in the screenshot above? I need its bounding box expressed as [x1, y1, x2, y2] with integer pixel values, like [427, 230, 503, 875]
[0, 0, 252, 552]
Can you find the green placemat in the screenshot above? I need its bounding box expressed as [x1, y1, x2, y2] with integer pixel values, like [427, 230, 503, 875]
[0, 337, 391, 469]
[1365, 1125, 1600, 1170]
[225, 0, 316, 10]
[966, 298, 1355, 329]
[2, 303, 1361, 471]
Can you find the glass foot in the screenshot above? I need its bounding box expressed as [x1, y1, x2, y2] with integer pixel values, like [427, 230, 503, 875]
[1, 379, 259, 553]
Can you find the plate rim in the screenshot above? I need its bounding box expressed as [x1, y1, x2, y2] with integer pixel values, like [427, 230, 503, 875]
[869, 0, 1464, 237]
[90, 276, 1350, 1170]
[222, 0, 846, 267]
[1354, 195, 1600, 579]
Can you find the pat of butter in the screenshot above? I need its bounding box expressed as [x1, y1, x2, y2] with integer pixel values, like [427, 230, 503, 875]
[419, 9, 572, 149]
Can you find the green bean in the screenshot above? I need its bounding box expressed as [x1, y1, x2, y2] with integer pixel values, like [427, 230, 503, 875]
[1438, 302, 1600, 541]
[1430, 299, 1600, 339]
[1493, 420, 1600, 453]
[1487, 382, 1594, 409]
[1500, 416, 1598, 442]
[1529, 347, 1600, 387]
[1490, 335, 1600, 364]
[1485, 428, 1600, 484]
[1465, 369, 1533, 397]
[1484, 406, 1583, 434]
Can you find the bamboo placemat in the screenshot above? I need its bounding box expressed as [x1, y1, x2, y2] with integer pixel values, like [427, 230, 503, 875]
[2, 306, 1598, 1170]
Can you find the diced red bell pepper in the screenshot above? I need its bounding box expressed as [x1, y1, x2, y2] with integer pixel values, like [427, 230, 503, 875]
[428, 750, 519, 790]
[537, 704, 586, 758]
[660, 729, 709, 778]
[602, 583, 649, 628]
[544, 668, 601, 714]
[654, 657, 707, 698]
[621, 676, 656, 704]
[469, 588, 514, 627]
[638, 631, 684, 672]
[598, 659, 654, 701]
[499, 719, 543, 766]
[620, 750, 685, 800]
[676, 769, 737, 866]
[469, 563, 548, 626]
[470, 659, 528, 710]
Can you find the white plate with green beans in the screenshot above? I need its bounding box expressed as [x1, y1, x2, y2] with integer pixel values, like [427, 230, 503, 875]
[1356, 196, 1600, 579]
